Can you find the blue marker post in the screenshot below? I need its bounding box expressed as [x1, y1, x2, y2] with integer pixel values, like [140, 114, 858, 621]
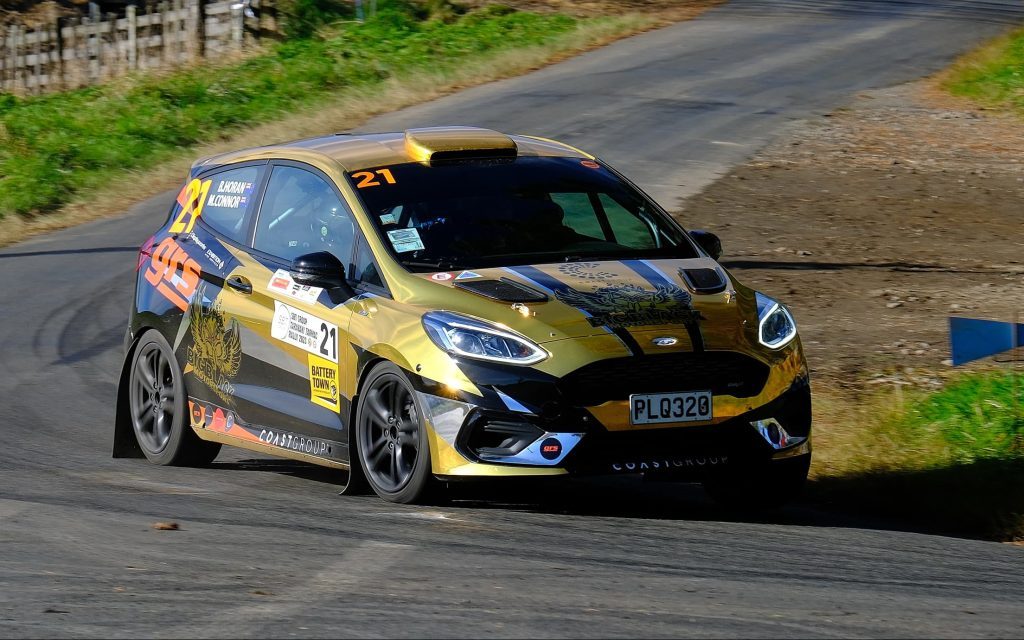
[949, 313, 1023, 451]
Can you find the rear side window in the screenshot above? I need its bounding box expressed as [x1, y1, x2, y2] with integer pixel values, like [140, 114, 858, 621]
[199, 166, 262, 244]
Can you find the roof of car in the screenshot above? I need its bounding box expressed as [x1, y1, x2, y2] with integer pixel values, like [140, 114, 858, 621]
[192, 127, 593, 173]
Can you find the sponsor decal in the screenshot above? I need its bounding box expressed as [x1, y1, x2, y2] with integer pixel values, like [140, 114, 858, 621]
[259, 428, 331, 457]
[555, 283, 701, 330]
[455, 270, 481, 280]
[187, 287, 241, 404]
[207, 194, 248, 209]
[379, 213, 397, 225]
[188, 401, 206, 429]
[187, 232, 227, 271]
[190, 397, 334, 457]
[539, 437, 562, 461]
[610, 456, 729, 472]
[271, 301, 338, 363]
[267, 268, 322, 304]
[386, 228, 425, 253]
[308, 354, 340, 412]
[144, 236, 201, 312]
[580, 160, 601, 169]
[430, 272, 453, 282]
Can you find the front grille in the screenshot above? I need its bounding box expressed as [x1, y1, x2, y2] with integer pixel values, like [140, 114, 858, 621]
[557, 351, 770, 406]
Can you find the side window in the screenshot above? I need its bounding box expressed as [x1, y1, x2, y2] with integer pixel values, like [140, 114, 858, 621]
[599, 194, 656, 249]
[550, 192, 604, 240]
[196, 166, 262, 244]
[254, 166, 355, 264]
[353, 240, 385, 290]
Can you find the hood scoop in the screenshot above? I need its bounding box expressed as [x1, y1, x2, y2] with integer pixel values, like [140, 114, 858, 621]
[454, 278, 549, 303]
[679, 267, 727, 294]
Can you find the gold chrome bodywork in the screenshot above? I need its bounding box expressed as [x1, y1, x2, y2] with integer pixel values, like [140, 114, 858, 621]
[177, 127, 809, 476]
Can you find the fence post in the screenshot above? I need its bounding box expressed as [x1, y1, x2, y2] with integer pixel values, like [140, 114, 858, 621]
[231, 3, 244, 51]
[196, 0, 206, 59]
[32, 27, 41, 94]
[5, 25, 14, 93]
[127, 5, 137, 70]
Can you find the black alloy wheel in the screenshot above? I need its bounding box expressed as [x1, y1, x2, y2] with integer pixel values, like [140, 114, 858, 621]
[356, 362, 433, 503]
[128, 331, 220, 466]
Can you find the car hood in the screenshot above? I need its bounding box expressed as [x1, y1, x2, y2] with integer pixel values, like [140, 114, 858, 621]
[403, 258, 762, 354]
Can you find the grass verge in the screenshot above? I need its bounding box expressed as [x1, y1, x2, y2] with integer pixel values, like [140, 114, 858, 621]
[942, 26, 1024, 114]
[809, 371, 1024, 540]
[0, 1, 689, 247]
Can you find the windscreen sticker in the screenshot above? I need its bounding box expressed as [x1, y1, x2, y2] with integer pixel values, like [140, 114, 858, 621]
[207, 179, 255, 209]
[379, 213, 397, 225]
[455, 271, 481, 280]
[308, 354, 340, 412]
[430, 272, 453, 282]
[267, 269, 322, 304]
[387, 228, 425, 253]
[271, 301, 339, 363]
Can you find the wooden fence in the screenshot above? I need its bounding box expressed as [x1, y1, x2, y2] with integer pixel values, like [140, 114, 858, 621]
[0, 0, 269, 94]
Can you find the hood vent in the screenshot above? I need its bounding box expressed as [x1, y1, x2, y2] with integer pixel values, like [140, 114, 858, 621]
[454, 278, 549, 303]
[679, 268, 727, 294]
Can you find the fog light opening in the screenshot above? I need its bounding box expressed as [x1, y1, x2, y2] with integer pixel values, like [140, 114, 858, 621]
[750, 418, 804, 450]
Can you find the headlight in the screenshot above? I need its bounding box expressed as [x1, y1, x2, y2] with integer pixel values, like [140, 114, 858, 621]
[422, 311, 547, 365]
[756, 292, 797, 349]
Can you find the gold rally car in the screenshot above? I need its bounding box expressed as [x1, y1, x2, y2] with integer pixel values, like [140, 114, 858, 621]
[114, 127, 811, 505]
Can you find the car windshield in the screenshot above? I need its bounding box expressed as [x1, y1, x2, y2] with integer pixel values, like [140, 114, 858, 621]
[348, 156, 699, 272]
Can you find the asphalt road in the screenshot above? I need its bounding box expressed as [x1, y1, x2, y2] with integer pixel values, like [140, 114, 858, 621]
[3, 1, 1024, 637]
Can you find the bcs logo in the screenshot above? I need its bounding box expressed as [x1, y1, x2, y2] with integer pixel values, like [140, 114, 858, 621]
[539, 437, 562, 460]
[144, 237, 201, 311]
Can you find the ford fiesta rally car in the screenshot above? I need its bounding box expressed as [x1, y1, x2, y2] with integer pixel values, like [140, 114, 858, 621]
[114, 126, 811, 505]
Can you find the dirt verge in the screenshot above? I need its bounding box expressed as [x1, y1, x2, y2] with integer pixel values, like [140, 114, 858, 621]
[681, 80, 1024, 388]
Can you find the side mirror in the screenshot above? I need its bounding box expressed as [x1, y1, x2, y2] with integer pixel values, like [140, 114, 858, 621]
[290, 252, 353, 298]
[689, 230, 722, 260]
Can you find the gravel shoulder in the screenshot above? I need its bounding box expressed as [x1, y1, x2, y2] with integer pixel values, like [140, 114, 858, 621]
[682, 79, 1024, 388]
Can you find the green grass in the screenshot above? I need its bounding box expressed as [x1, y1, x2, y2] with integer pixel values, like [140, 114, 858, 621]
[0, 1, 588, 219]
[810, 372, 1024, 540]
[943, 26, 1024, 113]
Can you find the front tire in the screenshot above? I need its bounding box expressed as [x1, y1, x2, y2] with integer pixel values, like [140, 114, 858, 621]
[355, 362, 434, 504]
[128, 331, 220, 466]
[702, 454, 810, 510]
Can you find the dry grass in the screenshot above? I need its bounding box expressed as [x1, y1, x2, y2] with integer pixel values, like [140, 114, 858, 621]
[0, 12, 680, 249]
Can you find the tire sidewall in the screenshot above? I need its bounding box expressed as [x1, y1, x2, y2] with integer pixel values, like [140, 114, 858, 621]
[355, 362, 432, 504]
[130, 331, 188, 466]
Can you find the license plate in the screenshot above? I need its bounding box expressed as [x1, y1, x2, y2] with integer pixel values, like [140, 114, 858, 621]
[630, 391, 713, 425]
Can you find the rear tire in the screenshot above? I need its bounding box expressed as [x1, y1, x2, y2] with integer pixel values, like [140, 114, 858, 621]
[354, 362, 435, 504]
[703, 454, 810, 510]
[128, 331, 221, 466]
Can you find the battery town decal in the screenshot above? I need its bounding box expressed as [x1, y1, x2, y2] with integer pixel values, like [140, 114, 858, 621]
[271, 302, 338, 363]
[186, 288, 241, 404]
[308, 354, 341, 412]
[143, 236, 201, 311]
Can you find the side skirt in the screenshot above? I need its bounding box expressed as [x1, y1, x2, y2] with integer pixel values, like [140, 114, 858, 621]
[188, 398, 349, 470]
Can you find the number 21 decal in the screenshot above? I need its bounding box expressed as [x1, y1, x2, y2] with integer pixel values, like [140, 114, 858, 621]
[351, 168, 397, 189]
[170, 178, 213, 234]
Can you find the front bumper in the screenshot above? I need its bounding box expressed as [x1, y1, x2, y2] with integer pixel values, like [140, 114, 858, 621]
[413, 351, 812, 480]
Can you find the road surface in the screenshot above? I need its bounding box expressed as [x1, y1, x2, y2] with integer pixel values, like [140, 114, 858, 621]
[2, 1, 1023, 637]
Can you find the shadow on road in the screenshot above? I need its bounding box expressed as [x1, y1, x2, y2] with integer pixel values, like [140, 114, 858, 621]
[213, 456, 1023, 541]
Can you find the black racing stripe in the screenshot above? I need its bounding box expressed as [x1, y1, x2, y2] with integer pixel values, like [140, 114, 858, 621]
[612, 328, 644, 356]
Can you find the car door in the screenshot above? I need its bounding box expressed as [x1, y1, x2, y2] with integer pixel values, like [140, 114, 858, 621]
[172, 162, 269, 437]
[214, 161, 360, 463]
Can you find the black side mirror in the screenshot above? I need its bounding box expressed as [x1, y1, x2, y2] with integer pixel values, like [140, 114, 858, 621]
[290, 252, 353, 300]
[689, 230, 722, 260]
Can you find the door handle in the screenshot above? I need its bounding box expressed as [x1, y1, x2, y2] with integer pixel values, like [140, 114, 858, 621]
[225, 275, 252, 295]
